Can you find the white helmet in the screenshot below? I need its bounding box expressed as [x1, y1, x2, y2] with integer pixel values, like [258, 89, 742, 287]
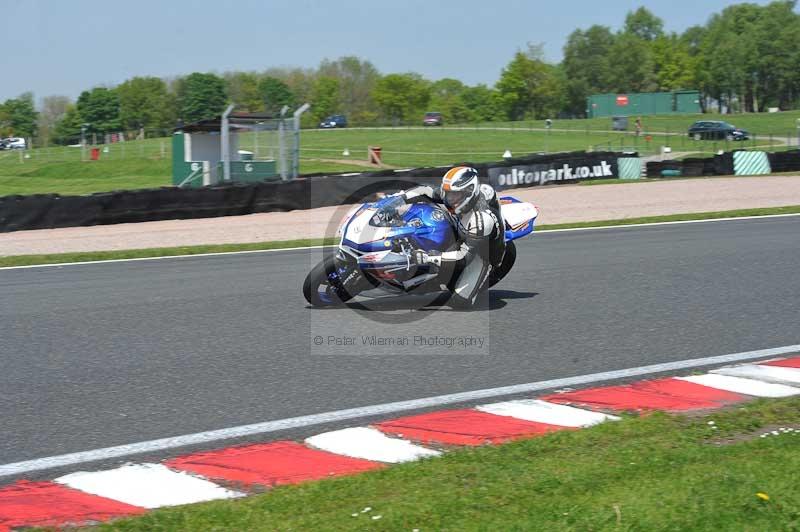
[441, 166, 480, 215]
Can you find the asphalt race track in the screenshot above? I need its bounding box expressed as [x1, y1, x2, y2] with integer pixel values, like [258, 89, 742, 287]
[1, 216, 799, 474]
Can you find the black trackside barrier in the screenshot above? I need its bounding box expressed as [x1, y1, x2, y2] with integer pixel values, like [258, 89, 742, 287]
[645, 161, 683, 177]
[0, 175, 447, 233]
[0, 152, 632, 233]
[768, 150, 800, 173]
[647, 157, 717, 178]
[713, 152, 734, 176]
[680, 157, 715, 177]
[647, 151, 741, 178]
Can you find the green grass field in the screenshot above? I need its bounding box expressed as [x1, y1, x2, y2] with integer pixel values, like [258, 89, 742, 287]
[0, 110, 797, 197]
[293, 126, 784, 168]
[295, 127, 631, 167]
[97, 397, 800, 531]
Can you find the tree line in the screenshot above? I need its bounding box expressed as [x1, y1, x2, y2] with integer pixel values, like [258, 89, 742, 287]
[1, 1, 799, 146]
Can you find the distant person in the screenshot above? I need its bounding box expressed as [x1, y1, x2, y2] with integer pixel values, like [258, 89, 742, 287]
[635, 117, 643, 136]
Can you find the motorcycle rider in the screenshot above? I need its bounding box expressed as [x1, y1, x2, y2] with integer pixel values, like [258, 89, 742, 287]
[393, 166, 505, 308]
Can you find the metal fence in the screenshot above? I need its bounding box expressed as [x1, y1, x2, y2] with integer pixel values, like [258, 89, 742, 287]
[2, 127, 174, 164]
[234, 118, 301, 180]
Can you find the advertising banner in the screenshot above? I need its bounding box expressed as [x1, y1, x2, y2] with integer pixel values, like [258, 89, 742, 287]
[487, 156, 618, 189]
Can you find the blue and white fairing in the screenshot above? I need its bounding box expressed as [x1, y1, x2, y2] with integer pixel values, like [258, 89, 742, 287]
[498, 196, 539, 241]
[339, 197, 456, 255]
[335, 194, 538, 290]
[337, 196, 455, 285]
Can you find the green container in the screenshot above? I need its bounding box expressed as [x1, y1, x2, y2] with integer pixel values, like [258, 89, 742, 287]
[587, 90, 702, 118]
[675, 91, 701, 114]
[216, 160, 279, 183]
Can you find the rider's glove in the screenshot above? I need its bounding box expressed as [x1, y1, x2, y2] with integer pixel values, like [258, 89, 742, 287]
[413, 249, 442, 267]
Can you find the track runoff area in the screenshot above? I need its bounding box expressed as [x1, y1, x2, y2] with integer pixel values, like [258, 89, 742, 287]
[1, 214, 799, 527]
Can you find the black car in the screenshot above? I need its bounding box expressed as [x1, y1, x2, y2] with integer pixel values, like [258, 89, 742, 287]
[687, 121, 749, 141]
[319, 115, 347, 128]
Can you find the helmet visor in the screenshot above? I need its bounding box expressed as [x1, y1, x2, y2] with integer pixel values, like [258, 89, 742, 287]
[443, 184, 474, 210]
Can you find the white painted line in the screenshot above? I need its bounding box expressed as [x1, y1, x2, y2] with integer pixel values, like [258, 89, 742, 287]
[3, 212, 798, 271]
[1, 343, 798, 478]
[477, 399, 619, 427]
[306, 427, 440, 463]
[55, 463, 243, 508]
[677, 374, 800, 398]
[712, 364, 800, 386]
[536, 212, 800, 235]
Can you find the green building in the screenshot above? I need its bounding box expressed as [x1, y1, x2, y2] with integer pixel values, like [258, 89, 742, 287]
[172, 112, 282, 188]
[587, 90, 701, 118]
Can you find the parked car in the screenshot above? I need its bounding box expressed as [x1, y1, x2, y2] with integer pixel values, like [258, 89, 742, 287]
[687, 121, 749, 141]
[319, 115, 347, 128]
[423, 112, 443, 126]
[3, 137, 27, 149]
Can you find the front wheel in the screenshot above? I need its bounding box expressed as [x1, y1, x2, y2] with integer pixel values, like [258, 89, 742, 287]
[303, 255, 354, 307]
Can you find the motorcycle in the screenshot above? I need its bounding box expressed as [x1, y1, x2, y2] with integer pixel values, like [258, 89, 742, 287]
[303, 193, 538, 307]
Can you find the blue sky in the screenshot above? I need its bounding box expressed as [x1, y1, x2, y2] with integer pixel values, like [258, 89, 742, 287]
[0, 0, 781, 102]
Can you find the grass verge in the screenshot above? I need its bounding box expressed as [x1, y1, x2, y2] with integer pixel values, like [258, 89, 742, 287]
[3, 206, 799, 268]
[0, 238, 331, 268]
[535, 205, 800, 231]
[97, 397, 800, 531]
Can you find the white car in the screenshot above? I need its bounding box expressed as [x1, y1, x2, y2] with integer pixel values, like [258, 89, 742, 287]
[4, 137, 26, 149]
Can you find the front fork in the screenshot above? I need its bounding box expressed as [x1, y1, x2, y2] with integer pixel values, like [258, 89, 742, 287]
[332, 249, 376, 297]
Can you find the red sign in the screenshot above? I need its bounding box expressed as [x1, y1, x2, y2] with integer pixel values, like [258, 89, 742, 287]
[616, 95, 629, 106]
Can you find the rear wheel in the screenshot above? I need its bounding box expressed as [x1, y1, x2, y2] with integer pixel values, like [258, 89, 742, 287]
[488, 240, 517, 287]
[303, 255, 354, 307]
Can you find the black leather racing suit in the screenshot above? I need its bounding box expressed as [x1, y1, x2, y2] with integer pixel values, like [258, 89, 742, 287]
[398, 183, 505, 307]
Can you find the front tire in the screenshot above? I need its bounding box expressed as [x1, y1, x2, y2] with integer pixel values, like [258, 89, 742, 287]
[303, 255, 354, 307]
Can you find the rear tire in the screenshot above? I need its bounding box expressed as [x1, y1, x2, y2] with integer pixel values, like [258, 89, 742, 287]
[488, 240, 517, 287]
[303, 255, 354, 307]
